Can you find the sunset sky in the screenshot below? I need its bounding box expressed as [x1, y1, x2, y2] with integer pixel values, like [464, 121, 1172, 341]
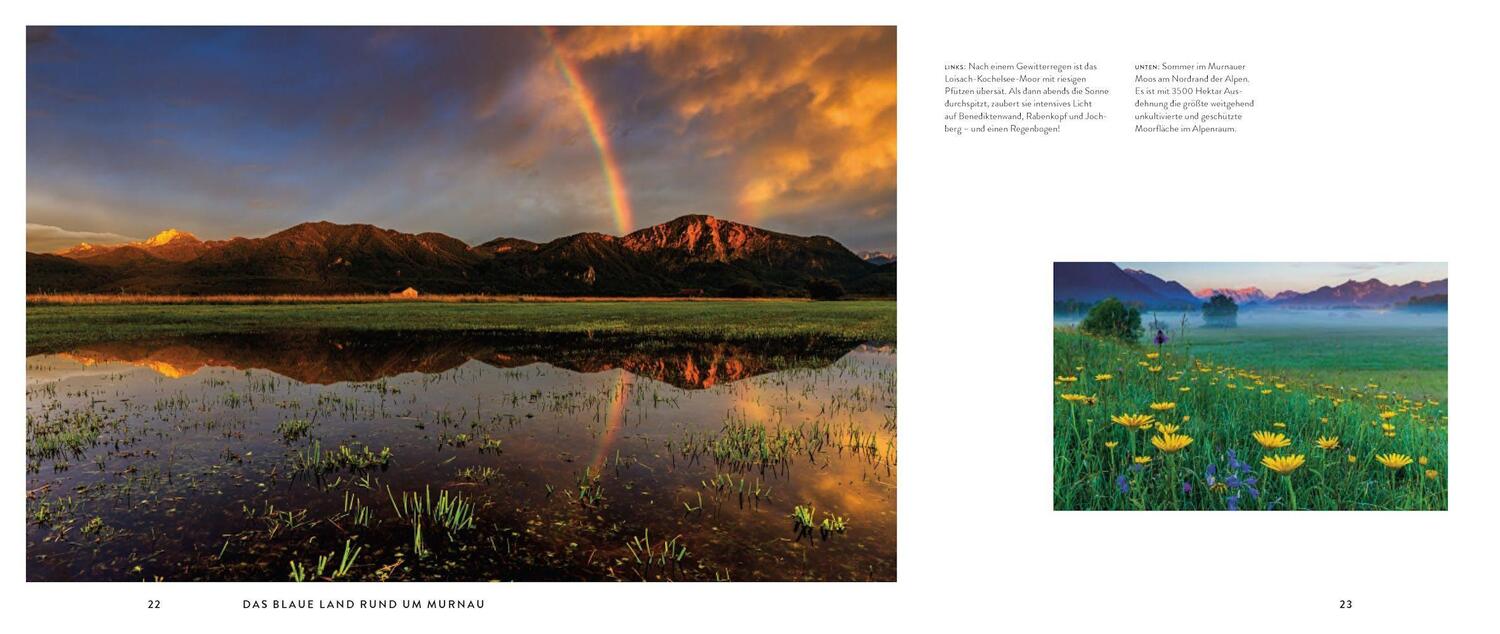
[1120, 262, 1449, 296]
[26, 26, 896, 253]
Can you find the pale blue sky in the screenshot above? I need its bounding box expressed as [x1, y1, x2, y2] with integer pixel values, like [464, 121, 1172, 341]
[1118, 262, 1448, 296]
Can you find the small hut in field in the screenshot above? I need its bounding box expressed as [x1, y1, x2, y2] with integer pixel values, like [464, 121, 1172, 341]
[391, 287, 419, 299]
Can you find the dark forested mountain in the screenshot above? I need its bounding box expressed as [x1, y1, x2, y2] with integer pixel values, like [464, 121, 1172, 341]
[1121, 268, 1201, 305]
[27, 215, 894, 297]
[1054, 262, 1200, 309]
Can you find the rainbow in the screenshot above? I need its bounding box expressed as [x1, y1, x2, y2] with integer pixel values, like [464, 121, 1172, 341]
[540, 27, 634, 235]
[590, 371, 632, 472]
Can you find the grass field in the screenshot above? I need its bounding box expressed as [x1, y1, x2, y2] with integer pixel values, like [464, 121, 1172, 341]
[1157, 320, 1447, 399]
[26, 299, 896, 352]
[1054, 320, 1447, 511]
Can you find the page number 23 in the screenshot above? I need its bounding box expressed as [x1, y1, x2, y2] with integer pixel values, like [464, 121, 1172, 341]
[1338, 600, 1353, 609]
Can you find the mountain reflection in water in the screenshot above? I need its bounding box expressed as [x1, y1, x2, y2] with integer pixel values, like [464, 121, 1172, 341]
[38, 330, 867, 390]
[26, 330, 895, 581]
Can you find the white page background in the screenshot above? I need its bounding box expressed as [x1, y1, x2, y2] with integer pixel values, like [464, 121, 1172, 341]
[3, 1, 1495, 632]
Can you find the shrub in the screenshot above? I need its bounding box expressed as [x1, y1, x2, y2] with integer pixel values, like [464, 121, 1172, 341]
[1202, 293, 1238, 327]
[1079, 297, 1142, 342]
[805, 279, 845, 301]
[722, 281, 765, 298]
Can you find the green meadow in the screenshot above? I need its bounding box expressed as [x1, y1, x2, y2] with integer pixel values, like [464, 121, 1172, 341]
[26, 299, 896, 352]
[1054, 313, 1447, 511]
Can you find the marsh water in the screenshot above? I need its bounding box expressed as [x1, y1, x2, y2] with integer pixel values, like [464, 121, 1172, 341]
[25, 331, 896, 581]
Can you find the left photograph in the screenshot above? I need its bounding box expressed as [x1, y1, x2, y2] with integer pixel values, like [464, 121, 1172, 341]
[25, 26, 896, 581]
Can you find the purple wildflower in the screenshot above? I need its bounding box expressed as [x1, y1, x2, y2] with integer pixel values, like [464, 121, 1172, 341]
[1226, 450, 1251, 474]
[1182, 481, 1192, 494]
[1116, 474, 1129, 494]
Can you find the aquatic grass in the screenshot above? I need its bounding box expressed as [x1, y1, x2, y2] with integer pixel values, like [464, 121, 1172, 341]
[24, 320, 897, 581]
[387, 485, 477, 534]
[275, 418, 312, 442]
[624, 528, 689, 579]
[341, 491, 372, 528]
[291, 440, 393, 475]
[790, 504, 817, 537]
[25, 410, 111, 462]
[678, 416, 891, 472]
[702, 473, 772, 508]
[790, 504, 848, 540]
[820, 514, 848, 536]
[455, 465, 502, 484]
[287, 540, 360, 582]
[569, 467, 606, 507]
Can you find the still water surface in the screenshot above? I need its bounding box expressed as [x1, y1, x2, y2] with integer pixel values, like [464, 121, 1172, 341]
[26, 331, 895, 581]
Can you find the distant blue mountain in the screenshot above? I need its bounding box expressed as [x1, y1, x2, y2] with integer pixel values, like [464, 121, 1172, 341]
[1121, 268, 1202, 305]
[1053, 262, 1200, 309]
[1271, 278, 1448, 308]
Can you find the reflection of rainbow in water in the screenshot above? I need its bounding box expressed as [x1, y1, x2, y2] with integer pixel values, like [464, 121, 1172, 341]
[539, 26, 634, 235]
[590, 371, 633, 472]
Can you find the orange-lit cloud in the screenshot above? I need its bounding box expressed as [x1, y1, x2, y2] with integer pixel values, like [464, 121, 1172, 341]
[26, 223, 138, 253]
[549, 26, 896, 224]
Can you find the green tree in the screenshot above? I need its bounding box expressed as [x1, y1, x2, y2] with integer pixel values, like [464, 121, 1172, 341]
[805, 278, 846, 301]
[1079, 297, 1142, 342]
[722, 281, 765, 298]
[1202, 293, 1238, 327]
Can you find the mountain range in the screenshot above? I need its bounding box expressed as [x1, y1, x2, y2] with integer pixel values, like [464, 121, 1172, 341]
[1055, 262, 1447, 309]
[1052, 263, 1200, 309]
[27, 215, 895, 297]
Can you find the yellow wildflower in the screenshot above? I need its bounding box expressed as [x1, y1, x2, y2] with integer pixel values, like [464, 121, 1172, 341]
[1261, 454, 1306, 475]
[1150, 433, 1194, 453]
[1252, 431, 1292, 449]
[1110, 413, 1156, 430]
[1374, 453, 1414, 470]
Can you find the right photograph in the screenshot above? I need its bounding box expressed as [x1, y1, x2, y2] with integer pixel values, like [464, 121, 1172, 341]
[1053, 262, 1448, 511]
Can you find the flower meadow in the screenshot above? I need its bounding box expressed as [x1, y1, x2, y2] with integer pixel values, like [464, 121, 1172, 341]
[1053, 328, 1447, 510]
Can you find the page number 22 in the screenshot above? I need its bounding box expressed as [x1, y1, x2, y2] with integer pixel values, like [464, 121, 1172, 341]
[147, 600, 161, 609]
[1338, 600, 1353, 609]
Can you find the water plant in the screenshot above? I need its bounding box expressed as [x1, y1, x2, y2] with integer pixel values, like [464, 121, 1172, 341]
[275, 418, 312, 442]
